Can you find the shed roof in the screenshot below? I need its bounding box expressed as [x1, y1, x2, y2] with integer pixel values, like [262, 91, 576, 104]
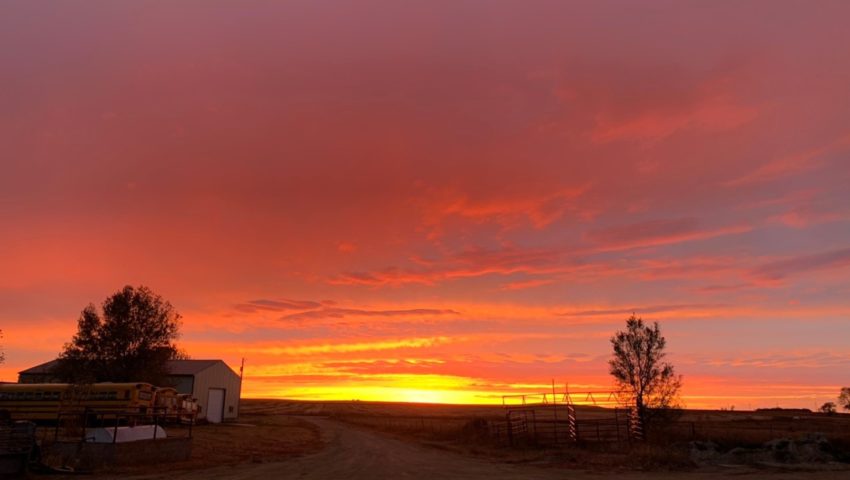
[19, 359, 231, 376]
[18, 359, 59, 375]
[166, 359, 223, 375]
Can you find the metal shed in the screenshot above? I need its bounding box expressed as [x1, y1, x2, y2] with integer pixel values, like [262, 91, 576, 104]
[165, 360, 242, 422]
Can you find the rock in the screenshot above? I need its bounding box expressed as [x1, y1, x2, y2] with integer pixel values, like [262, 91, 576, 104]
[688, 441, 719, 464]
[762, 434, 834, 463]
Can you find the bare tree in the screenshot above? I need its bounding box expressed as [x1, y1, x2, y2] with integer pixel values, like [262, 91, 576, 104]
[609, 314, 682, 424]
[55, 285, 183, 385]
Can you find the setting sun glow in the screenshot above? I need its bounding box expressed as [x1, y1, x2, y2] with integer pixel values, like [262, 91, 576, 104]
[2, 2, 850, 412]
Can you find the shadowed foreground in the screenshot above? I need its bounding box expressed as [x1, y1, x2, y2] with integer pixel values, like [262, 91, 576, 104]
[122, 416, 849, 480]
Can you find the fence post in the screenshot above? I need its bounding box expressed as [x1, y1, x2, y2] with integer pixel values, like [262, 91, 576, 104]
[506, 413, 514, 446]
[551, 380, 558, 445]
[614, 408, 622, 448]
[531, 410, 537, 444]
[81, 409, 87, 443]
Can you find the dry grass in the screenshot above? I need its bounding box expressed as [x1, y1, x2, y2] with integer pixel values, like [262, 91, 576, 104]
[652, 410, 850, 448]
[70, 403, 323, 477]
[186, 414, 322, 466]
[262, 399, 850, 471]
[54, 399, 850, 477]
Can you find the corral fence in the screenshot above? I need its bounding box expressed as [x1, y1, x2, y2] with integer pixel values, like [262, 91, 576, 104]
[490, 406, 641, 447]
[50, 408, 194, 444]
[40, 409, 195, 471]
[492, 387, 641, 447]
[0, 421, 36, 476]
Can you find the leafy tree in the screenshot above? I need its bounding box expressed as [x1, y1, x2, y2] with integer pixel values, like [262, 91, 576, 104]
[839, 387, 850, 412]
[609, 314, 682, 424]
[55, 285, 183, 385]
[819, 402, 837, 415]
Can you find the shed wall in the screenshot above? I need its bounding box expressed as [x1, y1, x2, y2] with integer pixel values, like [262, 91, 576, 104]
[192, 363, 241, 421]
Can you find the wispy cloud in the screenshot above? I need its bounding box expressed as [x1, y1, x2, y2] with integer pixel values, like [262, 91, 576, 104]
[281, 307, 459, 322]
[750, 247, 850, 282]
[420, 185, 591, 232]
[330, 220, 753, 288]
[234, 299, 323, 313]
[329, 246, 566, 286]
[245, 336, 453, 356]
[592, 94, 757, 144]
[770, 205, 846, 229]
[700, 351, 850, 369]
[585, 218, 750, 251]
[559, 303, 721, 318]
[724, 133, 850, 187]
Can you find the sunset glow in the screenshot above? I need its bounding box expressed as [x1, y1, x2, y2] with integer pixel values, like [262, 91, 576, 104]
[2, 2, 850, 411]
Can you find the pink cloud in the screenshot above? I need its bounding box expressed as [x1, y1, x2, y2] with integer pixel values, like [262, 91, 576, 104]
[585, 218, 751, 251]
[420, 185, 591, 233]
[559, 303, 721, 318]
[592, 94, 757, 144]
[499, 278, 557, 291]
[234, 299, 323, 313]
[770, 205, 846, 229]
[337, 242, 358, 253]
[281, 307, 459, 322]
[750, 247, 850, 282]
[636, 256, 743, 280]
[329, 246, 567, 287]
[724, 133, 850, 187]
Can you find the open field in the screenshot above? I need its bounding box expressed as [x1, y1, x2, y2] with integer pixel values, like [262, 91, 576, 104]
[246, 399, 850, 449]
[49, 399, 850, 479]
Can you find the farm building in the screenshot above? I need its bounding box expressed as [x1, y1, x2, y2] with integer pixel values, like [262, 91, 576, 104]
[164, 359, 242, 422]
[18, 359, 242, 423]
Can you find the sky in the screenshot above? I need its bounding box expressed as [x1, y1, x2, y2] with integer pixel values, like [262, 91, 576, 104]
[1, 1, 849, 409]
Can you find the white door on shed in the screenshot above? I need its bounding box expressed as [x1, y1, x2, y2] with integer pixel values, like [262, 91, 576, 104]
[207, 388, 225, 423]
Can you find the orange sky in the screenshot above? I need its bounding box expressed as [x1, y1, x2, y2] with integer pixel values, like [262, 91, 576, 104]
[2, 1, 850, 410]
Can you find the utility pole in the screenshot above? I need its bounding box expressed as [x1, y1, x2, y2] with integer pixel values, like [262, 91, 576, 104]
[237, 358, 245, 419]
[552, 379, 558, 444]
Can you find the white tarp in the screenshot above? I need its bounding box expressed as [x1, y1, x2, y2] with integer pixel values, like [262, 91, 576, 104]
[85, 425, 167, 443]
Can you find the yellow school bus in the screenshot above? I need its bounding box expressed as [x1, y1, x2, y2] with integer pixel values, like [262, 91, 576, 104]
[176, 393, 198, 423]
[152, 386, 179, 415]
[0, 383, 155, 421]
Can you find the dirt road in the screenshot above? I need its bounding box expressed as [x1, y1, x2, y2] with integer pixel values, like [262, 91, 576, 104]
[124, 416, 849, 480]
